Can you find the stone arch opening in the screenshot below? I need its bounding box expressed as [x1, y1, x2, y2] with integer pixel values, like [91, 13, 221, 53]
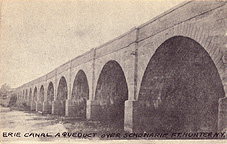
[47, 82, 54, 113]
[29, 88, 32, 106]
[23, 90, 25, 100]
[71, 70, 89, 119]
[33, 87, 37, 102]
[21, 91, 23, 100]
[47, 82, 54, 102]
[137, 36, 225, 133]
[57, 76, 68, 115]
[25, 89, 28, 102]
[39, 85, 44, 102]
[95, 60, 128, 130]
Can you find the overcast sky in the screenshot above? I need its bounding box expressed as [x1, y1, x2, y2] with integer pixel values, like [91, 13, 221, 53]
[1, 0, 184, 88]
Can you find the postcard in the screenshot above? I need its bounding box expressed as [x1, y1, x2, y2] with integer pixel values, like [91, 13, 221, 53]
[0, 0, 226, 143]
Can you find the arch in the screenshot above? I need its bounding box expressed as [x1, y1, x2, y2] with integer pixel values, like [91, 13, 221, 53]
[47, 82, 54, 113]
[137, 36, 225, 132]
[57, 76, 68, 100]
[25, 89, 28, 101]
[33, 87, 37, 102]
[19, 91, 21, 100]
[47, 82, 54, 102]
[71, 70, 89, 119]
[57, 76, 68, 115]
[39, 85, 44, 102]
[29, 88, 32, 106]
[23, 90, 25, 99]
[95, 60, 128, 130]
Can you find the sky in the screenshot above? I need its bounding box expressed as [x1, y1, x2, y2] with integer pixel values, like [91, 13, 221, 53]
[1, 0, 185, 88]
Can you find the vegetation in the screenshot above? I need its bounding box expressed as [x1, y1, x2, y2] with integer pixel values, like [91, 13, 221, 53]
[0, 83, 17, 107]
[0, 83, 12, 99]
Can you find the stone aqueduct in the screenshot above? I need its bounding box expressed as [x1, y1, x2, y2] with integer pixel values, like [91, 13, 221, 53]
[14, 1, 227, 132]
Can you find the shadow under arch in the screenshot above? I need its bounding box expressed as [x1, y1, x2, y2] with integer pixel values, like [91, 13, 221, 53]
[33, 87, 38, 102]
[23, 90, 25, 100]
[136, 36, 225, 133]
[25, 89, 28, 102]
[39, 85, 44, 102]
[47, 82, 54, 114]
[95, 60, 128, 130]
[29, 88, 32, 107]
[57, 76, 68, 116]
[71, 70, 89, 119]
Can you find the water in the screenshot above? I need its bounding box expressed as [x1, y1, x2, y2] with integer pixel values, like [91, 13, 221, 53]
[0, 106, 109, 143]
[1, 106, 226, 144]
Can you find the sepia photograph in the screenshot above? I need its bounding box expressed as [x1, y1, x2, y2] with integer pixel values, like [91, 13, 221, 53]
[0, 0, 227, 143]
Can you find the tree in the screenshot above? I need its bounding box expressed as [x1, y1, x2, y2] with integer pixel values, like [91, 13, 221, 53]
[0, 83, 11, 98]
